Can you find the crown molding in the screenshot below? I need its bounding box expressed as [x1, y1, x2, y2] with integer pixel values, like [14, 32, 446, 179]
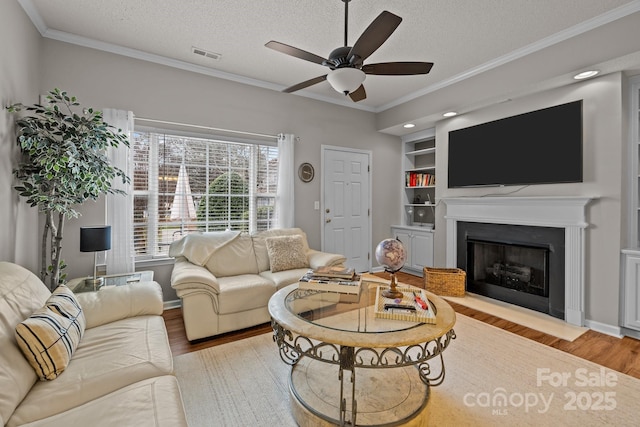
[18, 0, 640, 115]
[17, 0, 375, 113]
[377, 0, 640, 112]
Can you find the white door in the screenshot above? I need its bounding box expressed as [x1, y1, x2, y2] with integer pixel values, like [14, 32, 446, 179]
[322, 146, 371, 272]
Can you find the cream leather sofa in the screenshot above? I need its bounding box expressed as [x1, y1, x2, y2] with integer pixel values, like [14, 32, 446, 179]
[170, 227, 346, 341]
[0, 261, 188, 427]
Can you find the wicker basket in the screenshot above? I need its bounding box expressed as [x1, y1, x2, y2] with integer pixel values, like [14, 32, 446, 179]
[423, 267, 466, 297]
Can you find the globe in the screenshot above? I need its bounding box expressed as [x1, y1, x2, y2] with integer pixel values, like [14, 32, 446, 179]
[375, 238, 407, 273]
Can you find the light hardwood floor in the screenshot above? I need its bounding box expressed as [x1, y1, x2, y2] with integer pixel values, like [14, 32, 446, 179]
[163, 272, 640, 380]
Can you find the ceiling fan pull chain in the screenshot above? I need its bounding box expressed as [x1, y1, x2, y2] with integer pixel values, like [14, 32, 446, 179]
[343, 0, 349, 47]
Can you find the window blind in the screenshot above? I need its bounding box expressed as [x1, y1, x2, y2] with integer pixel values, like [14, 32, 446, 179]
[132, 130, 278, 259]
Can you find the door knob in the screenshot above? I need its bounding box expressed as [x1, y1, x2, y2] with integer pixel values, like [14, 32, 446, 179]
[326, 208, 330, 213]
[326, 218, 332, 223]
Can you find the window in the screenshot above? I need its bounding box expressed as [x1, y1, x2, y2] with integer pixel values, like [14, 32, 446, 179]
[132, 130, 278, 259]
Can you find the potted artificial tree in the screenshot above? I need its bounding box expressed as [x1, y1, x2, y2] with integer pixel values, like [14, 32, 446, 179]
[6, 88, 130, 289]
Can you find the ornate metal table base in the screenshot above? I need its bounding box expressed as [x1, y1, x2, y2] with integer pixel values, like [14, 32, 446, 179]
[268, 282, 457, 427]
[289, 359, 430, 426]
[272, 321, 456, 426]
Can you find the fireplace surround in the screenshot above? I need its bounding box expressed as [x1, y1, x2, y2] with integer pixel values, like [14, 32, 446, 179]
[443, 196, 594, 326]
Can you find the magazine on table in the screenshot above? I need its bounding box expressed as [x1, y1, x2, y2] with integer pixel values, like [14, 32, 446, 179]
[298, 269, 362, 295]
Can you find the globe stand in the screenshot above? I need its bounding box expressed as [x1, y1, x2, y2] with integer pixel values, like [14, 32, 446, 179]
[381, 269, 404, 299]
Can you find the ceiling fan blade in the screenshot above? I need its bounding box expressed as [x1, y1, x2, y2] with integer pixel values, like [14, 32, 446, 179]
[283, 75, 328, 93]
[362, 62, 434, 75]
[349, 85, 367, 102]
[265, 41, 327, 65]
[347, 11, 402, 65]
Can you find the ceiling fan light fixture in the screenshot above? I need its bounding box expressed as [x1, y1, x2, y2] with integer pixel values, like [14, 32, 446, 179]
[327, 68, 366, 95]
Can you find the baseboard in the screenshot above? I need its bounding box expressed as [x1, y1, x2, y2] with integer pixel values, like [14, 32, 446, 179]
[401, 267, 424, 277]
[164, 299, 182, 311]
[584, 319, 623, 338]
[370, 266, 385, 273]
[620, 327, 640, 340]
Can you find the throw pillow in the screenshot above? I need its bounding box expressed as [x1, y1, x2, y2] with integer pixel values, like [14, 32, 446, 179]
[47, 285, 87, 332]
[15, 285, 86, 381]
[265, 235, 309, 273]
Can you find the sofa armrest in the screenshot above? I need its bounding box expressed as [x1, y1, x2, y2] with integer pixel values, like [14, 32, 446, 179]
[171, 258, 220, 294]
[307, 249, 347, 269]
[75, 281, 163, 329]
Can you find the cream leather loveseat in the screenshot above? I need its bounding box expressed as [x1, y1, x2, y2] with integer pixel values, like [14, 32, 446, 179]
[170, 227, 346, 341]
[0, 262, 188, 427]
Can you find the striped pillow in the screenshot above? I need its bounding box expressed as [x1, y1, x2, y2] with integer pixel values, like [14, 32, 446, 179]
[15, 285, 85, 381]
[47, 285, 86, 332]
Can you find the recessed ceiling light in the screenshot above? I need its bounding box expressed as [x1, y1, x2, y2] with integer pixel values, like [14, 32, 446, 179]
[403, 123, 415, 128]
[443, 111, 457, 117]
[573, 70, 598, 80]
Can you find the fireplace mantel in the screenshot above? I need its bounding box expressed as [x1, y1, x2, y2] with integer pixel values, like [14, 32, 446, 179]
[442, 196, 596, 326]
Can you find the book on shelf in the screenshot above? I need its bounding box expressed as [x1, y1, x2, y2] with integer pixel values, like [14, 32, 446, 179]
[405, 171, 435, 188]
[373, 286, 436, 324]
[298, 270, 362, 295]
[311, 265, 356, 280]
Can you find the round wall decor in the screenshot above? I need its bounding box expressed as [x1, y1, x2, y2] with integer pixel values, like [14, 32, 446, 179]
[298, 162, 315, 182]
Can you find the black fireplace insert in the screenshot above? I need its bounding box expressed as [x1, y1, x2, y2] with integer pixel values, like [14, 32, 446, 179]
[457, 222, 565, 319]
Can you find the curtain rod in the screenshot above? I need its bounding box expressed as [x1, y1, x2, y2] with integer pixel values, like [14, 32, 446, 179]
[134, 117, 280, 140]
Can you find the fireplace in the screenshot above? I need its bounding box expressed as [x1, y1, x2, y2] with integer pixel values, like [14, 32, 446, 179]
[457, 222, 565, 319]
[443, 196, 593, 326]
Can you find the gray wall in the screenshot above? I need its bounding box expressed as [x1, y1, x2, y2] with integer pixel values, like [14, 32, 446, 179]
[0, 1, 41, 273]
[36, 39, 400, 301]
[434, 72, 625, 327]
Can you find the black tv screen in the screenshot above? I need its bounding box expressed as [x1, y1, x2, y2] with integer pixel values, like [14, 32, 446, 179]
[448, 100, 583, 188]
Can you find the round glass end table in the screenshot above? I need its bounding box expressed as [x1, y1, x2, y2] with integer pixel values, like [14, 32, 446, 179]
[268, 278, 456, 426]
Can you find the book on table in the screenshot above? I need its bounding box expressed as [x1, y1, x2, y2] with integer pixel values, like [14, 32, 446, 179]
[311, 266, 356, 280]
[298, 270, 362, 295]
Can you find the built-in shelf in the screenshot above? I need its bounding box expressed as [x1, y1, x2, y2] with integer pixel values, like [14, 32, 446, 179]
[406, 147, 436, 156]
[406, 166, 436, 172]
[623, 75, 640, 333]
[402, 135, 436, 228]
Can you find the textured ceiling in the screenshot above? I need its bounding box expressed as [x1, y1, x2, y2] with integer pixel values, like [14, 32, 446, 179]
[19, 0, 640, 118]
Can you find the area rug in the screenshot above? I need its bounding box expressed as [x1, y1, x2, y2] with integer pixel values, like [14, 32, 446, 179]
[174, 314, 640, 426]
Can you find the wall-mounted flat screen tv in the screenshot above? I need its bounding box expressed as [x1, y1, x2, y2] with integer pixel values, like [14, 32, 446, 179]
[448, 100, 583, 188]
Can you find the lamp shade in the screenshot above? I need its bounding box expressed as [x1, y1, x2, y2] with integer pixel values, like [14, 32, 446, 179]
[326, 68, 366, 95]
[80, 226, 112, 252]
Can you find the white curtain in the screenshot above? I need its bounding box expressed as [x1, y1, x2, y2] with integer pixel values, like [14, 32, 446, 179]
[103, 109, 135, 274]
[276, 133, 295, 228]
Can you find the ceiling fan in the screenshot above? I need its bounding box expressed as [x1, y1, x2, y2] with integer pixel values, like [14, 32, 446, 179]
[265, 0, 434, 102]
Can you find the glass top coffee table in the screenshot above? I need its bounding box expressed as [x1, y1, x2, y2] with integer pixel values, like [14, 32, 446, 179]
[268, 276, 456, 426]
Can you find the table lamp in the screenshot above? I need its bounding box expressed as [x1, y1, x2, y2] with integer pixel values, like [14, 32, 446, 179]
[80, 225, 112, 290]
